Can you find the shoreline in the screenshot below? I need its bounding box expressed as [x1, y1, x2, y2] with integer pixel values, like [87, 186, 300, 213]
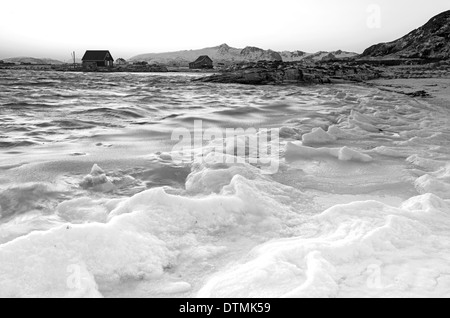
[1, 63, 449, 104]
[0, 64, 218, 74]
[365, 77, 450, 108]
[193, 60, 450, 85]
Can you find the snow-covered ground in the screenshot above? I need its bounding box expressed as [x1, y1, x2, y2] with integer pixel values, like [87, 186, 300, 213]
[0, 71, 449, 297]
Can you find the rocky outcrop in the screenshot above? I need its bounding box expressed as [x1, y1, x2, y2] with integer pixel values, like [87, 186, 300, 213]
[218, 43, 232, 54]
[279, 50, 308, 60]
[240, 46, 282, 61]
[282, 50, 358, 62]
[370, 60, 450, 79]
[361, 10, 450, 60]
[194, 61, 382, 85]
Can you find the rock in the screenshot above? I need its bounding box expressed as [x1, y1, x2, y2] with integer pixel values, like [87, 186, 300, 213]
[361, 10, 450, 60]
[240, 46, 283, 61]
[406, 90, 431, 97]
[194, 60, 381, 85]
[80, 164, 115, 192]
[284, 68, 303, 82]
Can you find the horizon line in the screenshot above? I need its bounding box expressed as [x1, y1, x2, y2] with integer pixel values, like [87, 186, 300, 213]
[0, 43, 365, 62]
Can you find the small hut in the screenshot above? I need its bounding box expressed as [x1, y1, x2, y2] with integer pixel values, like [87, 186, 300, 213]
[82, 50, 114, 68]
[189, 55, 213, 69]
[116, 58, 127, 65]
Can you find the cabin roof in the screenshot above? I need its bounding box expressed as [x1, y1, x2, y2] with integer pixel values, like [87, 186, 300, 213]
[192, 55, 213, 64]
[82, 50, 114, 61]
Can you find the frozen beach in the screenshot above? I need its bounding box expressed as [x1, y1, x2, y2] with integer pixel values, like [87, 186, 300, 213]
[0, 70, 449, 297]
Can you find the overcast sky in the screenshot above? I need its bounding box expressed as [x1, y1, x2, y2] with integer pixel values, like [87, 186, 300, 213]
[0, 0, 448, 61]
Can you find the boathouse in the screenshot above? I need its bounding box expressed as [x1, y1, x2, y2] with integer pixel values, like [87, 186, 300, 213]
[82, 50, 114, 67]
[189, 55, 213, 69]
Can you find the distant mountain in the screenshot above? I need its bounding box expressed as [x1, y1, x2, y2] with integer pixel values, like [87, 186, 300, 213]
[361, 10, 450, 60]
[130, 44, 358, 66]
[240, 46, 282, 61]
[64, 58, 82, 64]
[3, 57, 65, 65]
[130, 44, 275, 66]
[281, 50, 358, 62]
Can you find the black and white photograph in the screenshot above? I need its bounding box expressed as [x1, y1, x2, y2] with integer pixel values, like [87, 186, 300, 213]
[0, 0, 450, 300]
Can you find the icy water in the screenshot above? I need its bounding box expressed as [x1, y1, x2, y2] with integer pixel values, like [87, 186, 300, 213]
[1, 70, 450, 297]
